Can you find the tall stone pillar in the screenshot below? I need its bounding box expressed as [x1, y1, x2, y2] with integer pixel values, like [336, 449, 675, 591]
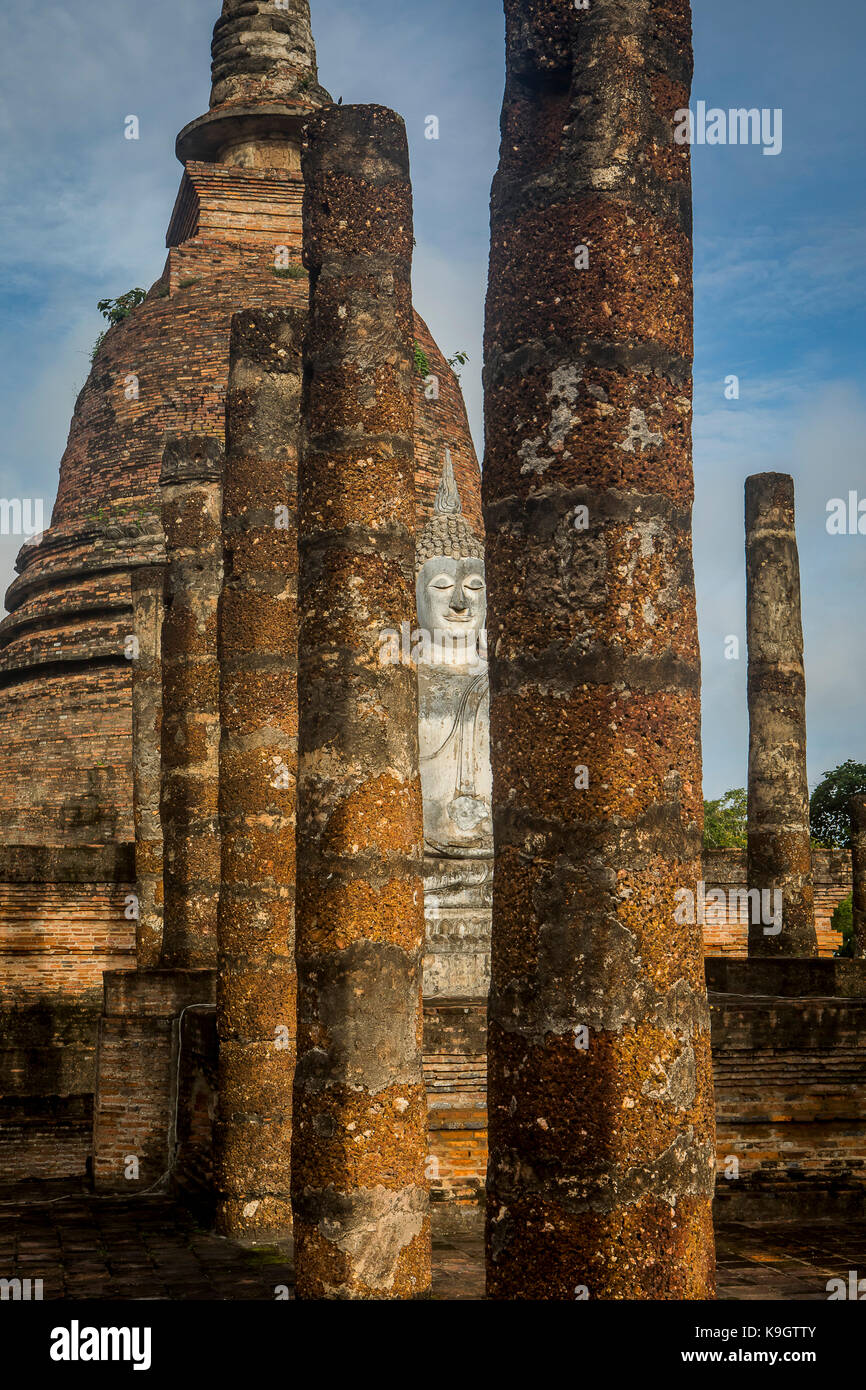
[482, 0, 715, 1298]
[214, 308, 305, 1238]
[745, 473, 817, 958]
[850, 796, 866, 959]
[159, 435, 224, 970]
[93, 444, 222, 1190]
[130, 564, 167, 968]
[292, 105, 431, 1299]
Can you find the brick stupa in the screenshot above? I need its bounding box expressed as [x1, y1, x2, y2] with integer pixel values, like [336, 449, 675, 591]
[0, 0, 480, 1183]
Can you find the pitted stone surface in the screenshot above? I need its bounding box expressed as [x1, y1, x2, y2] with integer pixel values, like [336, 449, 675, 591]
[130, 564, 167, 968]
[851, 796, 866, 959]
[214, 308, 305, 1238]
[482, 0, 715, 1299]
[0, 0, 481, 1191]
[291, 104, 430, 1300]
[745, 473, 817, 958]
[159, 435, 224, 970]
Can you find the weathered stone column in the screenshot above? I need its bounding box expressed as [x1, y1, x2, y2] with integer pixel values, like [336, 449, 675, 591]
[159, 435, 223, 969]
[292, 105, 431, 1299]
[850, 796, 866, 959]
[482, 0, 715, 1298]
[214, 308, 304, 1238]
[130, 563, 166, 968]
[746, 473, 817, 958]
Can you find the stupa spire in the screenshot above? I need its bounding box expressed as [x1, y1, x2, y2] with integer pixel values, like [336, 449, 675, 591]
[210, 0, 330, 111]
[176, 0, 330, 166]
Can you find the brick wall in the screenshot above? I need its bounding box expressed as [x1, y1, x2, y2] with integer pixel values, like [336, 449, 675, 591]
[712, 986, 866, 1221]
[161, 972, 866, 1226]
[702, 847, 850, 957]
[92, 970, 215, 1192]
[0, 847, 135, 1182]
[0, 882, 135, 999]
[424, 1001, 488, 1222]
[0, 1096, 94, 1182]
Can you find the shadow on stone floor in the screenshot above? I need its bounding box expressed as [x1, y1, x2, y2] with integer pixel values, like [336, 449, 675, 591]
[0, 1183, 862, 1300]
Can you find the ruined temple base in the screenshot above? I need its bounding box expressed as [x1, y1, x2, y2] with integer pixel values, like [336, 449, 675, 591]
[709, 958, 866, 1223]
[159, 965, 866, 1230]
[167, 996, 489, 1231]
[424, 1000, 487, 1232]
[91, 968, 215, 1193]
[0, 844, 136, 1183]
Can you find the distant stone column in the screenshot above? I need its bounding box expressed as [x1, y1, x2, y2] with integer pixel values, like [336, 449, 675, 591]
[292, 105, 431, 1300]
[746, 473, 817, 958]
[159, 435, 223, 970]
[214, 308, 305, 1238]
[130, 564, 166, 968]
[850, 796, 866, 959]
[482, 0, 715, 1298]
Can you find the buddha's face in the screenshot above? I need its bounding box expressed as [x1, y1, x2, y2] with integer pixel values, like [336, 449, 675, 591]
[416, 556, 486, 639]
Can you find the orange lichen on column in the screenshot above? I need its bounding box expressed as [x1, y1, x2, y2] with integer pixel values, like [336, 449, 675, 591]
[214, 308, 305, 1237]
[130, 563, 166, 968]
[850, 796, 866, 960]
[482, 0, 716, 1298]
[291, 104, 431, 1299]
[159, 435, 223, 969]
[745, 473, 817, 958]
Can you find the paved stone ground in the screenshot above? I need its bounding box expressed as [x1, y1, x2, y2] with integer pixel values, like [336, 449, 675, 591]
[0, 1182, 862, 1300]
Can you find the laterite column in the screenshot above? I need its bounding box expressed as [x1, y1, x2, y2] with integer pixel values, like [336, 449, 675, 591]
[745, 473, 817, 958]
[159, 435, 224, 970]
[482, 0, 716, 1298]
[850, 796, 866, 960]
[130, 563, 166, 968]
[292, 105, 431, 1299]
[215, 308, 305, 1237]
[92, 440, 222, 1189]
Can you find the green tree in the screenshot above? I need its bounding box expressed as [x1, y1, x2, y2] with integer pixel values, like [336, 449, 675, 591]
[832, 893, 854, 957]
[810, 760, 866, 848]
[97, 288, 148, 326]
[702, 787, 748, 849]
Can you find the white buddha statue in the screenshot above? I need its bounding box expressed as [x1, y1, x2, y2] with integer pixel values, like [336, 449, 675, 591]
[415, 454, 492, 998]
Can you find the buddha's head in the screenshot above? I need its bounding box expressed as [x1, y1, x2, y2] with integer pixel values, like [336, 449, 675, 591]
[416, 453, 486, 659]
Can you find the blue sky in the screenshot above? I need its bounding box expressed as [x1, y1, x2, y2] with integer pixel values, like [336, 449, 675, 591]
[1, 0, 864, 799]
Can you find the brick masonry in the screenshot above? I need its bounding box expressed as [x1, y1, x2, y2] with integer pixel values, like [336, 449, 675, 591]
[0, 124, 480, 1181]
[0, 165, 479, 852]
[0, 3, 857, 1233]
[0, 847, 135, 1182]
[703, 848, 850, 958]
[0, 838, 853, 1187]
[711, 965, 866, 1221]
[172, 967, 866, 1225]
[91, 969, 216, 1193]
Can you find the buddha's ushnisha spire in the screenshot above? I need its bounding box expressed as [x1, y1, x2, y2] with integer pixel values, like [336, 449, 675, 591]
[416, 455, 483, 572]
[435, 448, 462, 516]
[210, 0, 330, 111]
